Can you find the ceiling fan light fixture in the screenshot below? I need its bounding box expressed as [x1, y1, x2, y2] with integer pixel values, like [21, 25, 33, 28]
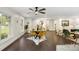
[35, 11, 38, 15]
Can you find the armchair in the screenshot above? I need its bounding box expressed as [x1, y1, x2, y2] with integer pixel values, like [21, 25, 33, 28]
[63, 29, 77, 44]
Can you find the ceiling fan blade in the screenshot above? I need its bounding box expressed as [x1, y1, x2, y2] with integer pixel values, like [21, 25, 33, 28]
[39, 8, 46, 12]
[29, 8, 34, 11]
[39, 12, 45, 14]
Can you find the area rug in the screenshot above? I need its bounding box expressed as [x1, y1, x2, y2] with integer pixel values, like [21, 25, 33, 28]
[27, 36, 47, 45]
[56, 44, 79, 51]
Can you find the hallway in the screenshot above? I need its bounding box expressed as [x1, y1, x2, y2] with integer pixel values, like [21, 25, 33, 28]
[3, 31, 65, 51]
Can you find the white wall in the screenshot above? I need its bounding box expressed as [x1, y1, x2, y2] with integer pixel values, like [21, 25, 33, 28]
[72, 17, 79, 29]
[9, 15, 24, 37]
[31, 18, 55, 31]
[24, 17, 61, 31]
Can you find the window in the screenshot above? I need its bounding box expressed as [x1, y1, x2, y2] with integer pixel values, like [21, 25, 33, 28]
[0, 14, 9, 40]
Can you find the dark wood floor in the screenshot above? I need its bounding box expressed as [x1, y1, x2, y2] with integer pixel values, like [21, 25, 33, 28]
[3, 31, 66, 51]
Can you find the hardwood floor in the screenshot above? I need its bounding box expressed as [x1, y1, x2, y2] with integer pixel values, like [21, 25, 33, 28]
[3, 31, 65, 51]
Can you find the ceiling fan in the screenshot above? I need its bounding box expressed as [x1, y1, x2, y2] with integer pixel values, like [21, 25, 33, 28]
[28, 7, 46, 15]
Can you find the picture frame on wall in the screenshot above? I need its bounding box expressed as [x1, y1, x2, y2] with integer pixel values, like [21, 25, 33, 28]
[62, 20, 69, 26]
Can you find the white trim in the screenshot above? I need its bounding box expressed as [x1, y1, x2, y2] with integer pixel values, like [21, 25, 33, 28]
[0, 32, 25, 51]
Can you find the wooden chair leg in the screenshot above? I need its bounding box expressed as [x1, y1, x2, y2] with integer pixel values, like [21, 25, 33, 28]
[74, 38, 77, 47]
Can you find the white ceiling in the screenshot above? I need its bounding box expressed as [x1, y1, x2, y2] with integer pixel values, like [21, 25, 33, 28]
[0, 7, 79, 18]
